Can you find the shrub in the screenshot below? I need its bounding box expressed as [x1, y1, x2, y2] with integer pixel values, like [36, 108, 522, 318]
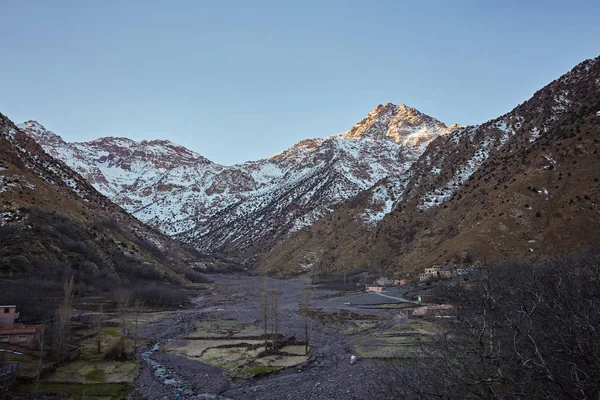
[131, 284, 188, 308]
[184, 270, 212, 283]
[103, 337, 128, 361]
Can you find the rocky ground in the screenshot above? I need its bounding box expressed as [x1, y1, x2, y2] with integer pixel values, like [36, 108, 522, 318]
[133, 275, 398, 400]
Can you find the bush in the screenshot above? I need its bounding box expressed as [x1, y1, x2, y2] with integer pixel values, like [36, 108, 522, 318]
[95, 219, 166, 260]
[183, 270, 212, 283]
[103, 337, 128, 361]
[131, 284, 188, 308]
[113, 256, 163, 282]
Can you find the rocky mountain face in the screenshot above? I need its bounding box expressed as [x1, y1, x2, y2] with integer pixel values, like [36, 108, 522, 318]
[258, 56, 600, 277]
[20, 104, 453, 263]
[0, 113, 227, 287]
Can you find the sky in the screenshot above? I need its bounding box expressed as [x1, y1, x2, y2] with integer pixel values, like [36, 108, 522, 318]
[1, 1, 599, 165]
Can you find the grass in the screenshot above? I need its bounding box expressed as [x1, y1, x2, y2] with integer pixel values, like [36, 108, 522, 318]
[338, 319, 381, 334]
[350, 320, 440, 359]
[84, 368, 106, 383]
[46, 359, 139, 384]
[2, 351, 40, 379]
[166, 318, 308, 377]
[102, 326, 121, 338]
[13, 383, 133, 400]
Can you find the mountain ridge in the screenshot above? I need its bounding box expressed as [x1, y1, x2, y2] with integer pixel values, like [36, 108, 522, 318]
[256, 55, 600, 277]
[19, 103, 452, 263]
[1, 112, 232, 287]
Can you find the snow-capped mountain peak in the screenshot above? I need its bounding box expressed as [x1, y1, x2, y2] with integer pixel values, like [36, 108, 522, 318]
[342, 103, 451, 148]
[18, 121, 64, 142]
[20, 104, 450, 263]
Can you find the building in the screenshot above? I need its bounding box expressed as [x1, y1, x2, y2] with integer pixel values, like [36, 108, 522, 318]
[416, 294, 437, 304]
[0, 306, 19, 327]
[419, 273, 432, 282]
[366, 286, 384, 293]
[411, 304, 454, 317]
[394, 279, 407, 285]
[0, 305, 41, 350]
[439, 269, 453, 279]
[424, 266, 440, 276]
[456, 268, 471, 275]
[376, 277, 394, 286]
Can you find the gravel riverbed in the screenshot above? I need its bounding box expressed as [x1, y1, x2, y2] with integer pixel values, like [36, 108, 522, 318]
[133, 275, 395, 400]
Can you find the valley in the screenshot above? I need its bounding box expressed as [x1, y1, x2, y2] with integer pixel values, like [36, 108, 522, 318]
[6, 274, 438, 400]
[1, 22, 599, 398]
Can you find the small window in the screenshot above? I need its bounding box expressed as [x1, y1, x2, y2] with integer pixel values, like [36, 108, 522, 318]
[0, 336, 9, 342]
[17, 335, 27, 343]
[4, 308, 9, 314]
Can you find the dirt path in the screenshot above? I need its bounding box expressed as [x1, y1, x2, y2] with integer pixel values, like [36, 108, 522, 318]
[134, 275, 392, 400]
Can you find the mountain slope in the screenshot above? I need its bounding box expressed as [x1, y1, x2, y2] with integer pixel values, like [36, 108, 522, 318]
[0, 113, 226, 287]
[257, 56, 600, 277]
[20, 104, 454, 263]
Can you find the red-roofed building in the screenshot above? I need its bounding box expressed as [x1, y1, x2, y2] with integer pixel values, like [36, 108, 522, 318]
[0, 305, 42, 350]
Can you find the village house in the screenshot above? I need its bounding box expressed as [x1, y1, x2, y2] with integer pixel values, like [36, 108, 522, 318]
[424, 266, 440, 276]
[419, 273, 432, 282]
[439, 267, 453, 279]
[394, 279, 407, 285]
[366, 286, 384, 293]
[411, 304, 454, 318]
[0, 306, 42, 350]
[376, 277, 394, 286]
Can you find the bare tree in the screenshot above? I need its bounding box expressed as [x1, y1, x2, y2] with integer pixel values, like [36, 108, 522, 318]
[90, 304, 104, 354]
[130, 298, 144, 354]
[115, 289, 131, 338]
[376, 254, 600, 400]
[52, 276, 74, 359]
[110, 289, 132, 360]
[311, 266, 320, 285]
[34, 324, 47, 395]
[300, 286, 311, 355]
[261, 276, 270, 351]
[270, 280, 281, 347]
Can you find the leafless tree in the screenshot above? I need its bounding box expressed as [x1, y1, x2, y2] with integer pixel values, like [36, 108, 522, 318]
[261, 276, 270, 351]
[109, 289, 132, 359]
[90, 304, 104, 354]
[34, 324, 46, 395]
[300, 286, 311, 355]
[270, 280, 281, 346]
[130, 298, 144, 354]
[376, 254, 600, 400]
[115, 289, 131, 338]
[51, 276, 74, 359]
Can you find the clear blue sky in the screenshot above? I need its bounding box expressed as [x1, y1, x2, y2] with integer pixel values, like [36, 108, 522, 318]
[1, 1, 599, 165]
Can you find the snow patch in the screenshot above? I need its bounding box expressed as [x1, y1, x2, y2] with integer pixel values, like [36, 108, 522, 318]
[529, 127, 541, 143]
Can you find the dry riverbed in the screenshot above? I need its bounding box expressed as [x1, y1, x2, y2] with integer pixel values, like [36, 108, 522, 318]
[132, 275, 429, 400]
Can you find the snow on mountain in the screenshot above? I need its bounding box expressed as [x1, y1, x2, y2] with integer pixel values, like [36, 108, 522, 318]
[256, 55, 600, 277]
[19, 103, 453, 262]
